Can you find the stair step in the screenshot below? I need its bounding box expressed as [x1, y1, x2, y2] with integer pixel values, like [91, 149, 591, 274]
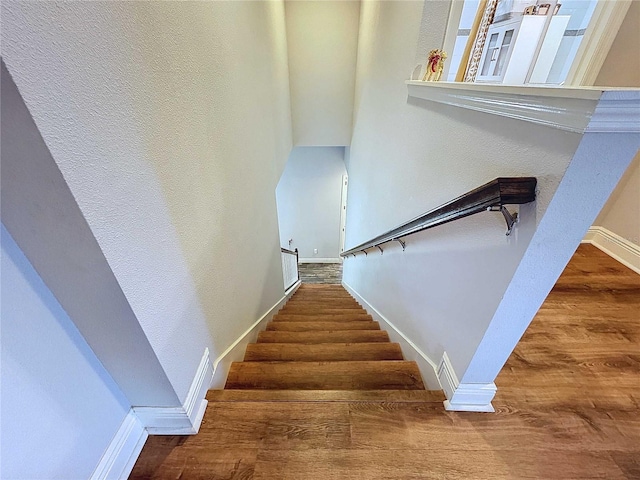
[291, 290, 353, 299]
[257, 330, 389, 344]
[266, 321, 380, 332]
[282, 303, 362, 309]
[291, 290, 353, 300]
[298, 285, 345, 289]
[207, 389, 445, 403]
[280, 307, 366, 314]
[244, 342, 402, 361]
[225, 361, 425, 390]
[274, 313, 372, 322]
[285, 300, 360, 307]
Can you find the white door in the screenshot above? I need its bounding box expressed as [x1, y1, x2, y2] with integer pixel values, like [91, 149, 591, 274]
[338, 174, 348, 259]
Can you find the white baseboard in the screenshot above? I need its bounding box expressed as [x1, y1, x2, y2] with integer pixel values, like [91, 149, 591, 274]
[90, 409, 148, 480]
[209, 280, 302, 389]
[342, 281, 440, 389]
[582, 226, 640, 274]
[299, 258, 342, 264]
[133, 347, 213, 435]
[438, 352, 496, 412]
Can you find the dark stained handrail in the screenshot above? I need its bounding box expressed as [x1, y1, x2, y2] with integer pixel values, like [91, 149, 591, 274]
[341, 177, 536, 257]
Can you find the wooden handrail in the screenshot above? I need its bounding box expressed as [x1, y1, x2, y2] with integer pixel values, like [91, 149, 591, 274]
[341, 177, 536, 257]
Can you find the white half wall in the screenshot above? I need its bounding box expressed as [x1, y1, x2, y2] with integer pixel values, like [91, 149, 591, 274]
[276, 147, 347, 260]
[342, 0, 639, 410]
[1, 226, 130, 480]
[285, 0, 360, 146]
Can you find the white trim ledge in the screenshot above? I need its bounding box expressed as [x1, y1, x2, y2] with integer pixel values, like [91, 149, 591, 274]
[582, 226, 640, 274]
[342, 281, 440, 389]
[90, 410, 148, 480]
[133, 348, 213, 435]
[438, 352, 496, 413]
[209, 280, 302, 388]
[406, 81, 640, 134]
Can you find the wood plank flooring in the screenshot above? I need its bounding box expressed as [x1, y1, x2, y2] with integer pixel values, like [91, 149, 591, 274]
[298, 262, 343, 284]
[131, 245, 640, 479]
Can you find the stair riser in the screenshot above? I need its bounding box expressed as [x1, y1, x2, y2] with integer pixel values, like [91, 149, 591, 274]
[266, 322, 380, 332]
[225, 361, 425, 390]
[273, 314, 372, 322]
[280, 308, 365, 314]
[244, 343, 403, 362]
[287, 304, 359, 308]
[207, 390, 445, 403]
[258, 331, 390, 344]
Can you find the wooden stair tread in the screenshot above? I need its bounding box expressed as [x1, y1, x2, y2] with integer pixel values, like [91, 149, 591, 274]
[273, 313, 372, 322]
[284, 302, 360, 308]
[281, 305, 363, 311]
[207, 389, 445, 403]
[225, 361, 425, 390]
[244, 342, 403, 361]
[258, 330, 390, 344]
[266, 321, 380, 331]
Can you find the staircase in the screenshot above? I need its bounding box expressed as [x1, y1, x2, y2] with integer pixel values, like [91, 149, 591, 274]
[211, 284, 443, 400]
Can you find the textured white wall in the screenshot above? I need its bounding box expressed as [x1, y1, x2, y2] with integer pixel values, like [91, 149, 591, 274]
[1, 226, 129, 480]
[276, 147, 347, 259]
[593, 3, 640, 248]
[343, 0, 588, 379]
[285, 0, 360, 146]
[1, 1, 292, 402]
[1, 61, 179, 407]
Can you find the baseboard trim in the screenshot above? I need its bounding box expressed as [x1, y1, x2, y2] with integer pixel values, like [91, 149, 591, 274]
[209, 280, 302, 389]
[582, 226, 640, 274]
[342, 281, 440, 389]
[133, 348, 213, 435]
[90, 409, 148, 480]
[438, 352, 496, 412]
[299, 258, 342, 264]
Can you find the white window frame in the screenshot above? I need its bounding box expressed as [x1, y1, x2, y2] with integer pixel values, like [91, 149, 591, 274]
[439, 0, 632, 86]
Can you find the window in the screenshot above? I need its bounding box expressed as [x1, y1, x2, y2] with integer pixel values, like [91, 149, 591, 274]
[443, 0, 601, 85]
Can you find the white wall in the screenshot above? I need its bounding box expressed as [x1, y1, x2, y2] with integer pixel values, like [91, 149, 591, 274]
[1, 61, 180, 407]
[1, 1, 293, 404]
[593, 2, 640, 249]
[342, 0, 633, 389]
[285, 0, 360, 146]
[276, 147, 347, 260]
[1, 226, 129, 480]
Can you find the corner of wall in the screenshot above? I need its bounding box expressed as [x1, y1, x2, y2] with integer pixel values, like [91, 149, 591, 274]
[133, 348, 214, 435]
[437, 352, 496, 413]
[342, 281, 441, 389]
[209, 280, 302, 389]
[582, 226, 640, 274]
[90, 410, 148, 480]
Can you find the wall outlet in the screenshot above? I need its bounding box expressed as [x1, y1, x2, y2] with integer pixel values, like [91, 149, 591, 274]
[313, 248, 318, 254]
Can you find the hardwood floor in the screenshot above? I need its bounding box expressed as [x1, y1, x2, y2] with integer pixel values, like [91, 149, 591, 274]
[298, 262, 343, 284]
[130, 245, 640, 479]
